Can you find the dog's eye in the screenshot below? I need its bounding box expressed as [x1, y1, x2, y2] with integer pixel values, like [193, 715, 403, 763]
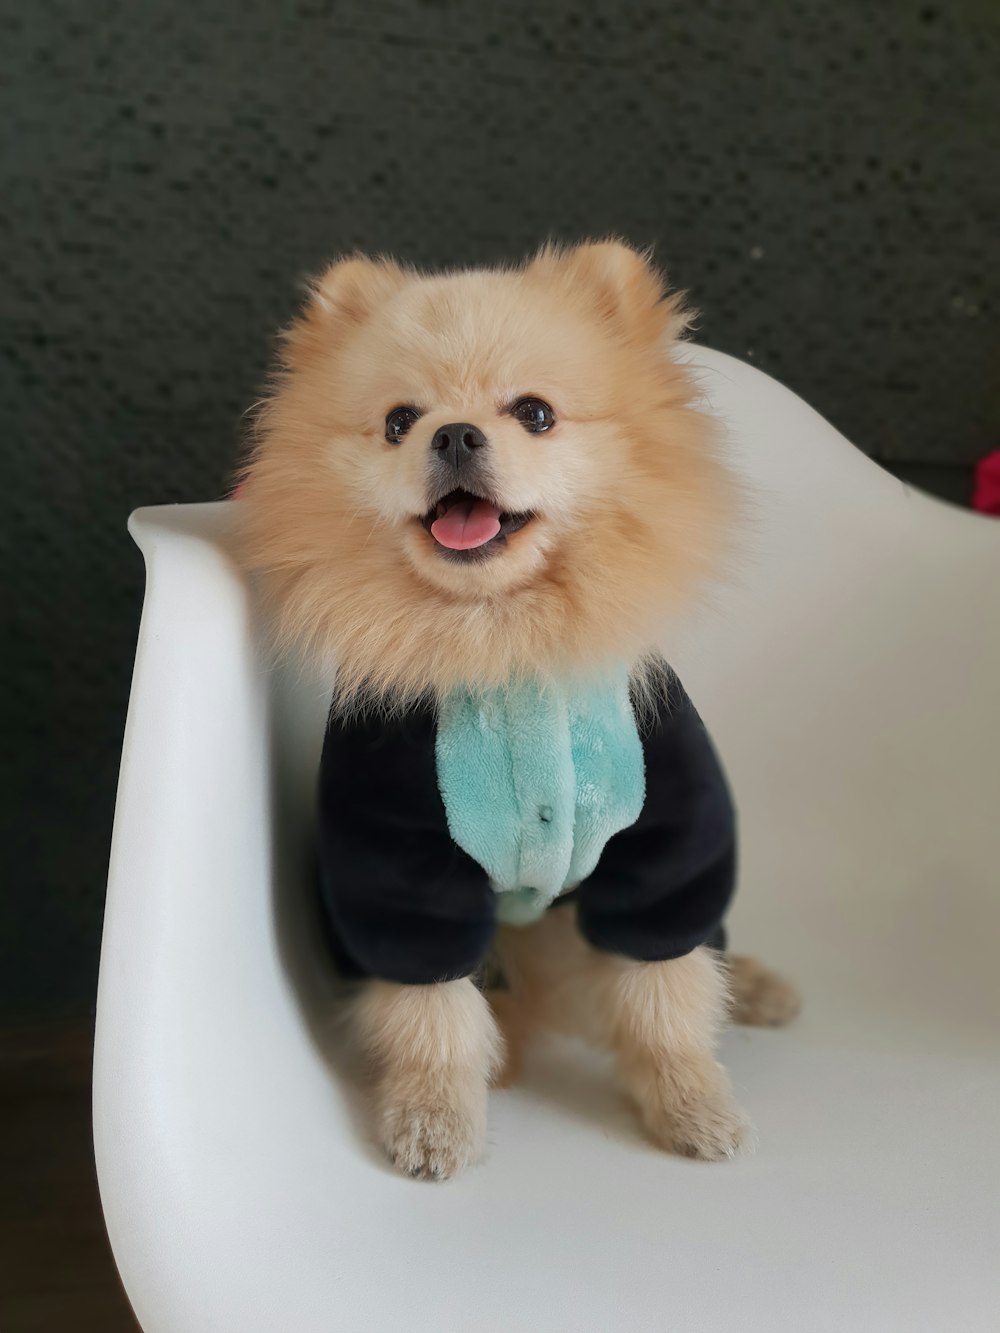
[510, 397, 555, 434]
[385, 406, 421, 445]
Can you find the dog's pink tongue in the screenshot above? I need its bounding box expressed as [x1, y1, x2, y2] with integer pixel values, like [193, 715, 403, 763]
[431, 496, 503, 550]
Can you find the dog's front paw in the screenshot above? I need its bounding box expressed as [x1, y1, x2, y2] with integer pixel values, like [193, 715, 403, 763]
[377, 1080, 487, 1181]
[651, 1088, 751, 1161]
[632, 1058, 751, 1161]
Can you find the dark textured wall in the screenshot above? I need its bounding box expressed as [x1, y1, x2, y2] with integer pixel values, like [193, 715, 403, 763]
[2, 0, 998, 1012]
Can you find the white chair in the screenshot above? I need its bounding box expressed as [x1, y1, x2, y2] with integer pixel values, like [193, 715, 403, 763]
[94, 347, 1000, 1332]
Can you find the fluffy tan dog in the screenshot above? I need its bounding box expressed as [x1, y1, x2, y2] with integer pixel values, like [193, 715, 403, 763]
[239, 242, 799, 1180]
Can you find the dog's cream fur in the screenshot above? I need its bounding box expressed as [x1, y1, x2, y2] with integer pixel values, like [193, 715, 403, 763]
[239, 242, 732, 711]
[495, 912, 749, 1159]
[239, 242, 799, 1178]
[356, 979, 503, 1179]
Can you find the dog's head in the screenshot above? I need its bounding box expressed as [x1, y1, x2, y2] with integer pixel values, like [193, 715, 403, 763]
[239, 242, 733, 706]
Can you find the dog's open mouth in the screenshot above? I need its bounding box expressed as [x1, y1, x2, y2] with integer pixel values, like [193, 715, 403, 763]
[421, 489, 534, 560]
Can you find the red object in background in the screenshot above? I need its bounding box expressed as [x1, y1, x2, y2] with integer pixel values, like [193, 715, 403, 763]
[973, 451, 1000, 516]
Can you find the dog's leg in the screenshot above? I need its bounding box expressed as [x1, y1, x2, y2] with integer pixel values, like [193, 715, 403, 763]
[356, 978, 502, 1180]
[498, 910, 749, 1160]
[725, 953, 802, 1027]
[607, 947, 750, 1159]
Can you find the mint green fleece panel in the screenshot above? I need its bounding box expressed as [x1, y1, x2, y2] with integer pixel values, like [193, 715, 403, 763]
[435, 672, 646, 925]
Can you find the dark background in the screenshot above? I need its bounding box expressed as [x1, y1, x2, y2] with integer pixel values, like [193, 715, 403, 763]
[2, 0, 997, 1015]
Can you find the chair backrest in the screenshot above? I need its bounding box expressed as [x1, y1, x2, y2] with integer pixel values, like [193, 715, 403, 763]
[668, 347, 999, 853]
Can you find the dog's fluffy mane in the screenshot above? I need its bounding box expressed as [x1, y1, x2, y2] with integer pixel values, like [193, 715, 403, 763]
[237, 241, 734, 713]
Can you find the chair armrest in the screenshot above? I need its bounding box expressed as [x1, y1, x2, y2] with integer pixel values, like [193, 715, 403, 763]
[94, 501, 332, 1322]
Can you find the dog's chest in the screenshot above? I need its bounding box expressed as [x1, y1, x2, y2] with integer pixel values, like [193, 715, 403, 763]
[434, 673, 646, 924]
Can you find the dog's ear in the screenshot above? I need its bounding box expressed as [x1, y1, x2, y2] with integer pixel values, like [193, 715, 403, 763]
[530, 240, 689, 343]
[309, 254, 406, 325]
[280, 254, 407, 366]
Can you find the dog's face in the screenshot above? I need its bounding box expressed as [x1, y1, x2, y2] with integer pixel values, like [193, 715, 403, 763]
[331, 272, 608, 598]
[284, 247, 688, 600]
[240, 243, 732, 704]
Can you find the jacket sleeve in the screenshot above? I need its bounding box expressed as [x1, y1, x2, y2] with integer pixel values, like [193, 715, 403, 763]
[573, 677, 736, 961]
[317, 702, 497, 985]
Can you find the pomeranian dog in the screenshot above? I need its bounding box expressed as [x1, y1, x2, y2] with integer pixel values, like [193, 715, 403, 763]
[238, 241, 799, 1180]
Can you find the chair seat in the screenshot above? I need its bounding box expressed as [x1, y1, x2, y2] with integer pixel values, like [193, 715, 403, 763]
[95, 346, 1000, 1332]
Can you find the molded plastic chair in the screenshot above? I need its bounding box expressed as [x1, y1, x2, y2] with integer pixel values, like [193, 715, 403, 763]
[95, 348, 1000, 1332]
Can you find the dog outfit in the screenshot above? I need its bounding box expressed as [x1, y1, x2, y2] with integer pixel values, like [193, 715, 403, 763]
[318, 672, 735, 984]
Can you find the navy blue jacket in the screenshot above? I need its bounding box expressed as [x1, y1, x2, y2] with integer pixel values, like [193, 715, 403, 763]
[318, 678, 736, 985]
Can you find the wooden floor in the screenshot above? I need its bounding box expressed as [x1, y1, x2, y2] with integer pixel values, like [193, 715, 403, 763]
[0, 1022, 139, 1332]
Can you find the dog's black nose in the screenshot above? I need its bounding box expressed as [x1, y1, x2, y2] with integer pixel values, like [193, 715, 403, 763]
[431, 422, 487, 471]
